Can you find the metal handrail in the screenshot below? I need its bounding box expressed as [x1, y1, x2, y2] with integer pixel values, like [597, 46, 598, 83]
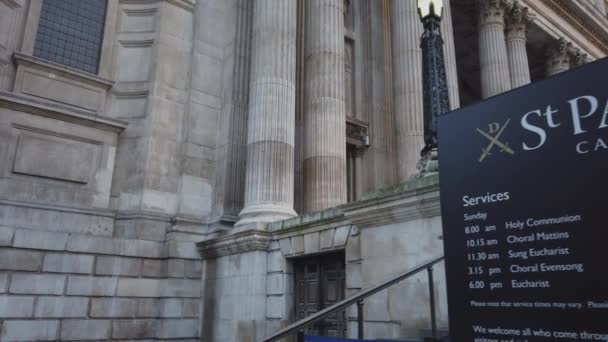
[261, 255, 445, 342]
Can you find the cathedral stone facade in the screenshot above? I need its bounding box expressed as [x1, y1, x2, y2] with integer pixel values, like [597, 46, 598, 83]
[0, 0, 606, 341]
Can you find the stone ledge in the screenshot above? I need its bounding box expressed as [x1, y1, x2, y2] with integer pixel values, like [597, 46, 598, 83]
[0, 90, 127, 133]
[197, 229, 273, 258]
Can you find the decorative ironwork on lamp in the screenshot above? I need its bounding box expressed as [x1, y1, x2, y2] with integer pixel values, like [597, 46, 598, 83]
[416, 0, 450, 174]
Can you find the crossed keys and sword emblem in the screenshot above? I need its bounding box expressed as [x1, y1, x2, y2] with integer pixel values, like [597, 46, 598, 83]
[476, 119, 515, 162]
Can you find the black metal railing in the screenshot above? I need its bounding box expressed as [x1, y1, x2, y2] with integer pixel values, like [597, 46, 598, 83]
[262, 256, 445, 342]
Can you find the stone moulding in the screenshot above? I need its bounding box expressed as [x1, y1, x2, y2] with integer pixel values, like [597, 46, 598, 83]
[13, 53, 114, 89]
[340, 174, 441, 228]
[534, 0, 608, 55]
[0, 90, 127, 133]
[196, 229, 273, 258]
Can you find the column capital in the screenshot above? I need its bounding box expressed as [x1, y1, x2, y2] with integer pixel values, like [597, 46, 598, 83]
[546, 39, 572, 75]
[506, 1, 534, 40]
[477, 0, 508, 26]
[572, 49, 590, 67]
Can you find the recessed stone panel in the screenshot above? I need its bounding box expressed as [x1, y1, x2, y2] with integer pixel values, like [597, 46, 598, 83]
[13, 133, 97, 184]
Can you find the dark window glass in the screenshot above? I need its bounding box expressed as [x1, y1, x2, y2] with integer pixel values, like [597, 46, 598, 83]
[34, 0, 107, 74]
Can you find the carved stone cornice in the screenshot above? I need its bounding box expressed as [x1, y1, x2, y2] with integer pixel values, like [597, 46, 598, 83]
[477, 0, 508, 26]
[346, 118, 369, 149]
[539, 0, 608, 55]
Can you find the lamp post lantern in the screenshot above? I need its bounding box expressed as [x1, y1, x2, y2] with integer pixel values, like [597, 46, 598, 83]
[417, 0, 450, 174]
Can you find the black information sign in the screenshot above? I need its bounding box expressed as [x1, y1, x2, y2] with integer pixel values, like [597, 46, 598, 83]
[439, 58, 608, 342]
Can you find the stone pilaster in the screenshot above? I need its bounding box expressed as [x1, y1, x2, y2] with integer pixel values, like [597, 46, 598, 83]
[506, 1, 532, 88]
[477, 0, 511, 98]
[237, 0, 297, 227]
[442, 0, 461, 110]
[303, 0, 347, 212]
[391, 0, 424, 182]
[546, 39, 571, 77]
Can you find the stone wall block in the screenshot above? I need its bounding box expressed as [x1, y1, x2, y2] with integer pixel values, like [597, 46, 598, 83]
[158, 319, 199, 339]
[291, 235, 304, 254]
[267, 250, 284, 272]
[164, 240, 199, 259]
[0, 248, 43, 271]
[10, 274, 65, 295]
[184, 260, 202, 278]
[116, 278, 161, 297]
[111, 319, 158, 339]
[0, 295, 35, 318]
[266, 296, 285, 319]
[34, 297, 89, 317]
[319, 228, 335, 250]
[345, 233, 361, 262]
[42, 253, 95, 274]
[90, 298, 159, 318]
[303, 232, 320, 254]
[182, 298, 200, 317]
[0, 273, 8, 293]
[160, 279, 200, 298]
[59, 319, 111, 341]
[333, 225, 351, 247]
[66, 275, 117, 296]
[278, 238, 292, 256]
[266, 273, 284, 295]
[13, 229, 68, 251]
[95, 256, 142, 276]
[142, 259, 165, 277]
[167, 259, 186, 277]
[0, 226, 15, 246]
[0, 320, 59, 341]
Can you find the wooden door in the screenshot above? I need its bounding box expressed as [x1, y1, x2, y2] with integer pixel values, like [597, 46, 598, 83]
[294, 253, 346, 337]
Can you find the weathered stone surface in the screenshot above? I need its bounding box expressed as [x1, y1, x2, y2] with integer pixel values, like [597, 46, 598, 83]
[158, 319, 199, 339]
[0, 248, 43, 271]
[0, 272, 8, 293]
[13, 229, 68, 251]
[112, 319, 158, 339]
[95, 255, 142, 276]
[167, 258, 185, 277]
[67, 235, 163, 258]
[160, 279, 200, 298]
[42, 253, 95, 274]
[116, 278, 161, 297]
[291, 235, 304, 254]
[0, 226, 15, 246]
[0, 320, 59, 341]
[303, 232, 320, 254]
[142, 259, 164, 277]
[34, 297, 89, 317]
[0, 295, 35, 318]
[66, 275, 117, 296]
[266, 273, 284, 295]
[90, 298, 159, 318]
[59, 319, 111, 340]
[10, 274, 65, 295]
[319, 228, 334, 249]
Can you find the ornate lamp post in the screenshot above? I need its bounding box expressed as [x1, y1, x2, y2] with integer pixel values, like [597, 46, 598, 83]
[417, 0, 450, 174]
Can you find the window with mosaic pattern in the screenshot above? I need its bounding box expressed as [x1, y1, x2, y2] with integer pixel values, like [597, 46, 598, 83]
[34, 0, 107, 74]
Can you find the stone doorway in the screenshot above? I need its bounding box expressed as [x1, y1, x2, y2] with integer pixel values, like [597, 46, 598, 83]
[294, 252, 346, 337]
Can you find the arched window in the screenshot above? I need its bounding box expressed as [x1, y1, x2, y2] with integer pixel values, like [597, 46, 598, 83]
[33, 0, 107, 74]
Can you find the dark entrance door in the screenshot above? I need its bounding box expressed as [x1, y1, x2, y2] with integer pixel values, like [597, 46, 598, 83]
[294, 253, 346, 337]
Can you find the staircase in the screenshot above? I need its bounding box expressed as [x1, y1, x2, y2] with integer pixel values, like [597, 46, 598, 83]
[261, 256, 447, 342]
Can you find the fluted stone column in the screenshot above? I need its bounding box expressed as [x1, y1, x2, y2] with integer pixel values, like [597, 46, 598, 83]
[506, 1, 532, 88]
[237, 0, 297, 227]
[442, 0, 461, 110]
[546, 39, 571, 77]
[303, 0, 347, 212]
[478, 0, 511, 98]
[392, 0, 424, 182]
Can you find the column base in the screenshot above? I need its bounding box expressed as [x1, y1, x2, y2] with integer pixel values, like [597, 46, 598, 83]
[234, 204, 297, 231]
